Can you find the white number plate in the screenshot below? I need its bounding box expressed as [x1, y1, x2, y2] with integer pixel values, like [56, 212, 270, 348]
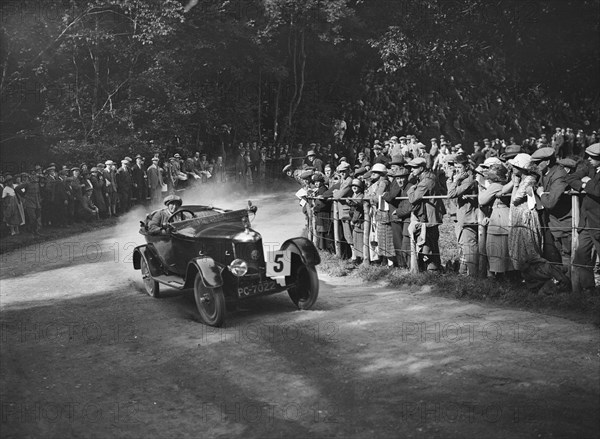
[265, 250, 291, 277]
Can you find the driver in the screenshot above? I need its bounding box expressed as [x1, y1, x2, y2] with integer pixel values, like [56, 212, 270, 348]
[148, 195, 183, 234]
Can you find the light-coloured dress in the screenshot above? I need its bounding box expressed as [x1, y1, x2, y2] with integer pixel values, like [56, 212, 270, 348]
[508, 175, 542, 270]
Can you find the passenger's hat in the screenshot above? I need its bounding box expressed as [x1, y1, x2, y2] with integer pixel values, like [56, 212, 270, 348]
[371, 163, 388, 175]
[585, 143, 600, 157]
[508, 153, 532, 170]
[336, 162, 351, 172]
[299, 170, 314, 180]
[351, 178, 364, 190]
[306, 150, 316, 157]
[500, 144, 521, 161]
[558, 158, 577, 169]
[406, 157, 427, 168]
[531, 147, 555, 161]
[163, 194, 182, 206]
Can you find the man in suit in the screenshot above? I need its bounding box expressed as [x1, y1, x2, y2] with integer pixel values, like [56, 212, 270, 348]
[147, 195, 183, 235]
[383, 168, 413, 268]
[147, 157, 163, 205]
[569, 143, 600, 293]
[116, 159, 132, 214]
[131, 155, 147, 205]
[532, 147, 572, 269]
[407, 157, 446, 271]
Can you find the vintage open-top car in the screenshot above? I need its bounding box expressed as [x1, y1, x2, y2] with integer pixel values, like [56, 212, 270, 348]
[132, 202, 320, 326]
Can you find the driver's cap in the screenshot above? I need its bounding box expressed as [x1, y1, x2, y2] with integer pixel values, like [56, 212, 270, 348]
[163, 194, 182, 207]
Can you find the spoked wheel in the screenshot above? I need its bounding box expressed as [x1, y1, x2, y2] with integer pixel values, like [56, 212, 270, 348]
[194, 273, 225, 327]
[140, 255, 160, 298]
[287, 262, 319, 310]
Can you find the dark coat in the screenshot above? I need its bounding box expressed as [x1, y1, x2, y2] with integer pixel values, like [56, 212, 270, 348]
[538, 164, 571, 237]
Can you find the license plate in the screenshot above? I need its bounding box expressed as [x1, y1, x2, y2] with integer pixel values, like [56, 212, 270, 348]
[237, 279, 278, 298]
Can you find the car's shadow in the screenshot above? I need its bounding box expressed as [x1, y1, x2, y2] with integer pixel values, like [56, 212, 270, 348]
[149, 280, 335, 327]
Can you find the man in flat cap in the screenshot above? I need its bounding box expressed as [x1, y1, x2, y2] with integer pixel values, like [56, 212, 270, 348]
[569, 143, 600, 293]
[531, 147, 572, 270]
[147, 157, 163, 205]
[406, 157, 445, 271]
[382, 167, 414, 268]
[103, 160, 118, 217]
[447, 154, 478, 276]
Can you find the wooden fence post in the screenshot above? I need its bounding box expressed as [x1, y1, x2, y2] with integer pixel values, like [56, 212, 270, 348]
[571, 193, 581, 294]
[333, 200, 342, 258]
[477, 208, 487, 277]
[362, 200, 371, 266]
[409, 224, 418, 273]
[311, 200, 318, 247]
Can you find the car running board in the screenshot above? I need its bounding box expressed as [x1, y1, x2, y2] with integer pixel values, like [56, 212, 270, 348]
[153, 274, 186, 289]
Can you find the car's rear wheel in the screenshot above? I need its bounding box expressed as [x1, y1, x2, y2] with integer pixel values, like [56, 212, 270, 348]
[286, 258, 319, 310]
[140, 255, 160, 298]
[194, 273, 225, 327]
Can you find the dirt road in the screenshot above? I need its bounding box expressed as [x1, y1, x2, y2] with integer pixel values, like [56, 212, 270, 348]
[1, 192, 599, 439]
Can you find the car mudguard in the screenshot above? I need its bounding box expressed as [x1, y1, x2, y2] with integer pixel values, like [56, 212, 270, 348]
[133, 245, 162, 275]
[185, 257, 224, 289]
[280, 237, 321, 266]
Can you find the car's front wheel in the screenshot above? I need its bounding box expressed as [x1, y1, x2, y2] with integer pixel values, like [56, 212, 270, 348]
[140, 255, 160, 298]
[286, 257, 319, 310]
[194, 273, 225, 327]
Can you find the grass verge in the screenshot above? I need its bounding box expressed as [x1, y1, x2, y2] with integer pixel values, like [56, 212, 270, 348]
[318, 249, 600, 326]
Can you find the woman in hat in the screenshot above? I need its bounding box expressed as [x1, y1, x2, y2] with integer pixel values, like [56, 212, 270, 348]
[2, 175, 25, 235]
[478, 164, 514, 277]
[507, 154, 569, 290]
[366, 163, 394, 266]
[348, 178, 365, 264]
[507, 154, 542, 272]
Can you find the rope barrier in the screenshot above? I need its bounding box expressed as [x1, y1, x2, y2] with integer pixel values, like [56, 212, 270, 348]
[300, 192, 599, 290]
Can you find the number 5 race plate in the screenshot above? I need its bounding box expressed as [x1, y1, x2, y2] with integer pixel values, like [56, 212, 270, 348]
[265, 250, 291, 277]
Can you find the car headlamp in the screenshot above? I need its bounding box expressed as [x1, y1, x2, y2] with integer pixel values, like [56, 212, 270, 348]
[228, 259, 248, 277]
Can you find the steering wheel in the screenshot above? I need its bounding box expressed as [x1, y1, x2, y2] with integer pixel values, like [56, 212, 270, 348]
[167, 209, 197, 223]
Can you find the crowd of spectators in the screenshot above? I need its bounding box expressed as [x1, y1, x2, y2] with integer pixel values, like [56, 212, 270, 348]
[339, 65, 600, 147]
[287, 130, 600, 295]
